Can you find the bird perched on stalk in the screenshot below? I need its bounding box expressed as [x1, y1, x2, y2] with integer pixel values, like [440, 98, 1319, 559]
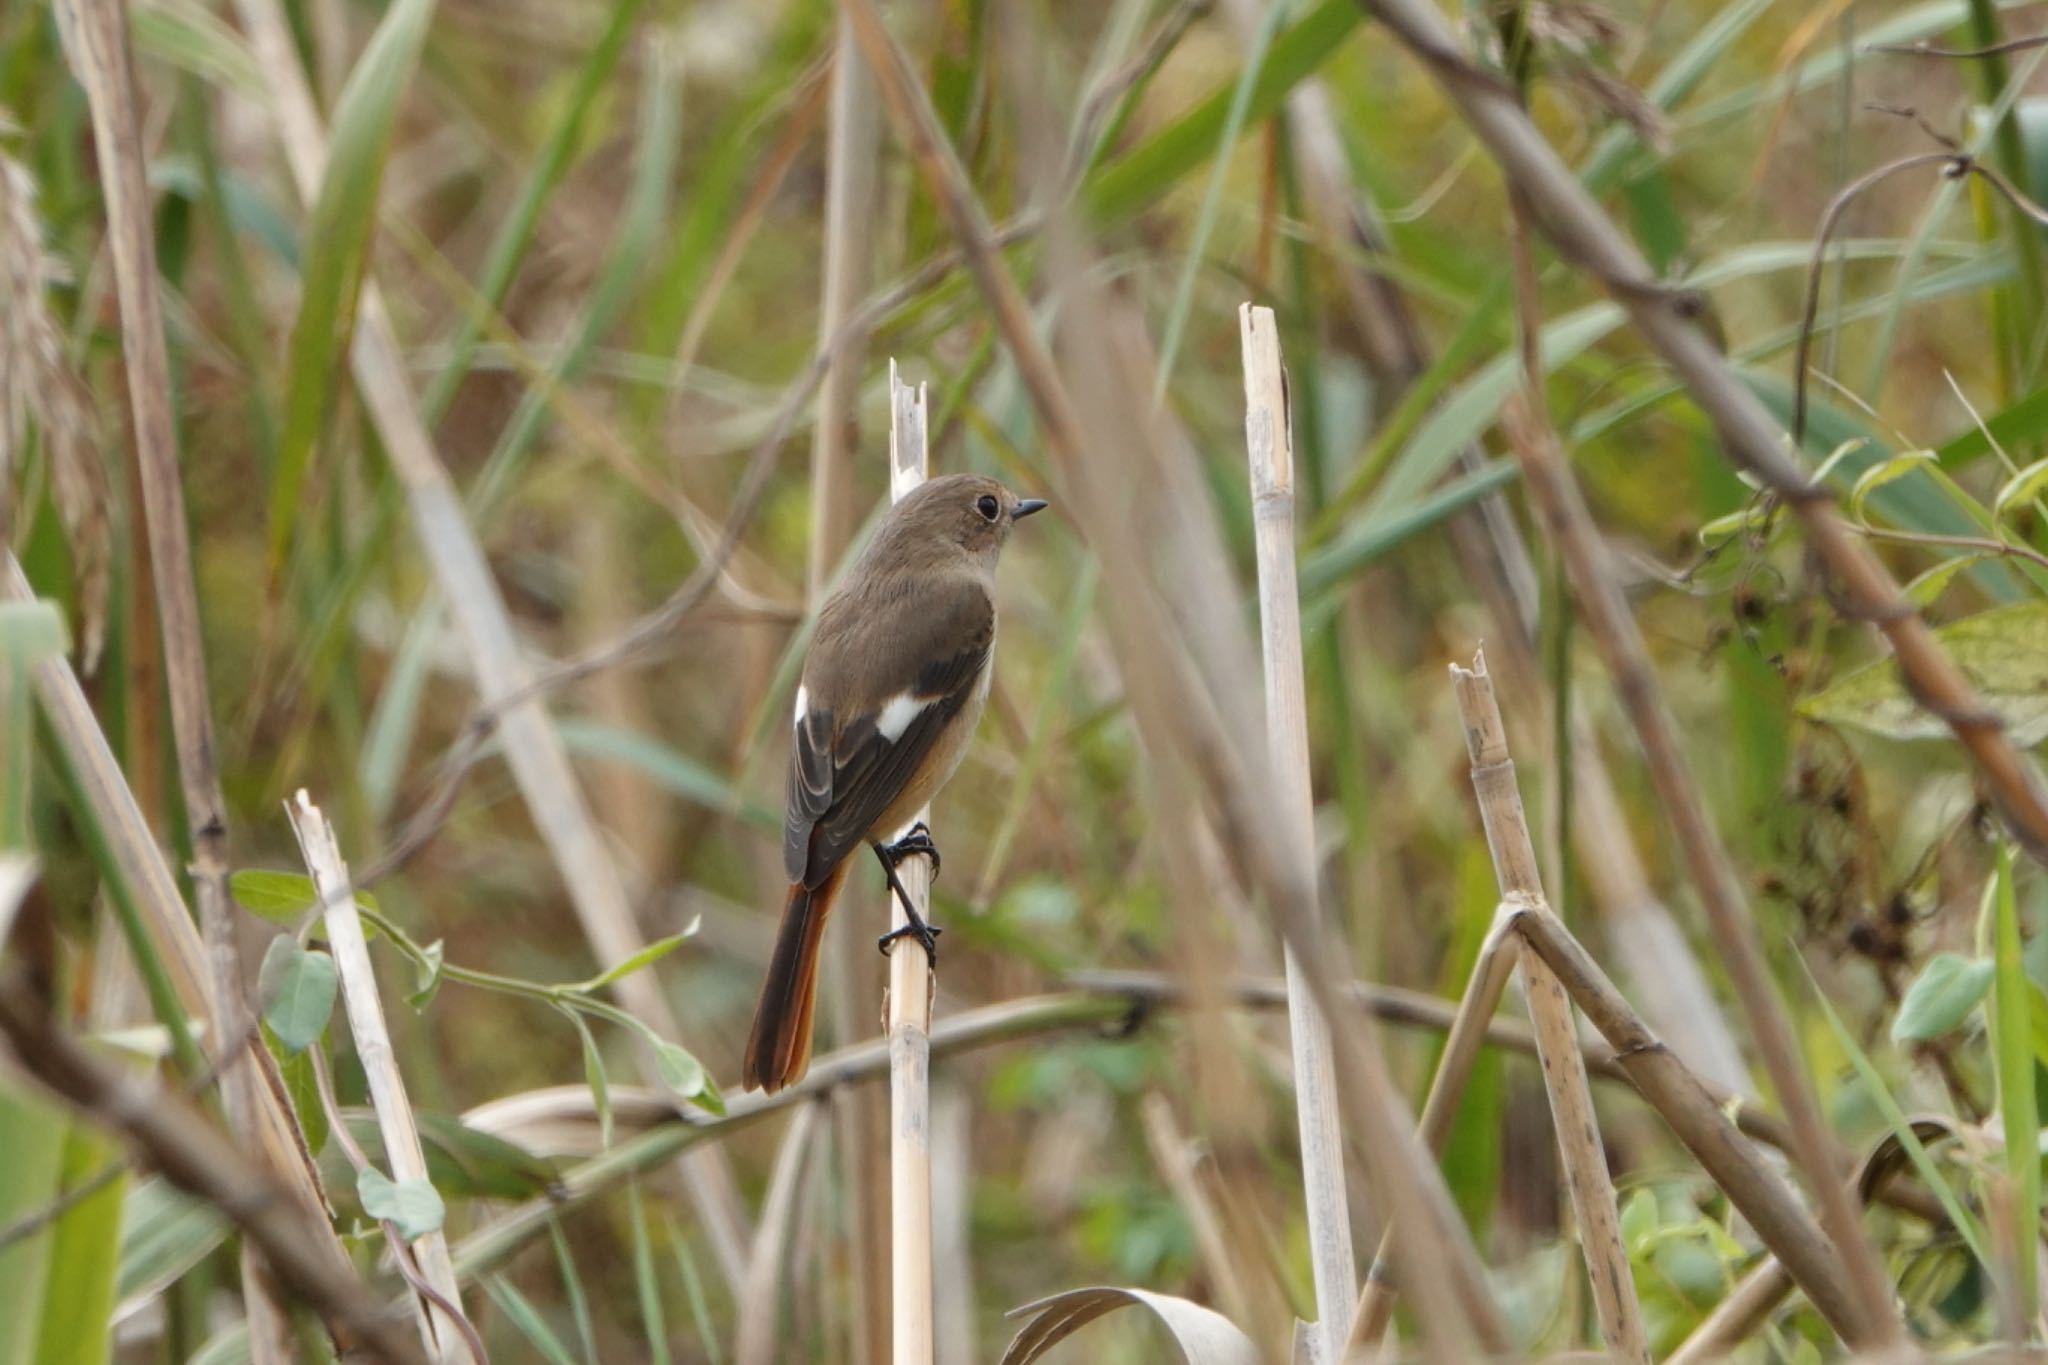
[742, 473, 1048, 1093]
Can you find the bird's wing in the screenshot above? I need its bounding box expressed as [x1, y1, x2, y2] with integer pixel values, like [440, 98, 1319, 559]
[784, 576, 993, 887]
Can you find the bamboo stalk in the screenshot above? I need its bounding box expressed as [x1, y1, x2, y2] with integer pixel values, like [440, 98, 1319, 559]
[287, 792, 470, 1360]
[1237, 304, 1357, 1358]
[227, 0, 752, 1286]
[1451, 653, 1648, 1362]
[885, 363, 935, 1365]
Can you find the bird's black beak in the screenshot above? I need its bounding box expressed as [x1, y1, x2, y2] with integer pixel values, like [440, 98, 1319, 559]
[1013, 499, 1049, 520]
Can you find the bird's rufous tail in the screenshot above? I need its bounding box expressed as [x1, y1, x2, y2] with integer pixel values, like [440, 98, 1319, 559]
[742, 862, 851, 1093]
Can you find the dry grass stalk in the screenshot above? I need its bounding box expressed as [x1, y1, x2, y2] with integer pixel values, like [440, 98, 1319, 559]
[735, 1099, 823, 1365]
[226, 0, 753, 1284]
[1493, 385, 1902, 1346]
[885, 363, 936, 1365]
[842, 4, 1510, 1355]
[1238, 303, 1357, 1357]
[287, 791, 470, 1361]
[1512, 908, 1866, 1340]
[0, 133, 109, 668]
[1139, 1093, 1264, 1335]
[1451, 652, 1648, 1362]
[812, 30, 890, 1360]
[1348, 911, 1519, 1350]
[52, 1, 316, 1348]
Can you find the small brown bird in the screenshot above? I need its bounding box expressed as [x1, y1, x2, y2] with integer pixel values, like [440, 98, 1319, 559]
[742, 473, 1047, 1093]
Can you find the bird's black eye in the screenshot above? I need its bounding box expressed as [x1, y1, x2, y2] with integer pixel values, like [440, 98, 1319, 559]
[975, 494, 1000, 521]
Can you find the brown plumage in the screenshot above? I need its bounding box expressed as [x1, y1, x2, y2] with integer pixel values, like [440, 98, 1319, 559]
[743, 473, 1047, 1092]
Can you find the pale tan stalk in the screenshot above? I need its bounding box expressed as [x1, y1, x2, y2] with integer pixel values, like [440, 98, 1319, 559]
[885, 362, 935, 1365]
[1238, 304, 1357, 1357]
[228, 0, 751, 1284]
[1140, 1093, 1261, 1335]
[1452, 653, 1648, 1362]
[50, 2, 326, 1349]
[813, 26, 889, 1359]
[288, 792, 470, 1360]
[1348, 911, 1519, 1350]
[735, 1100, 822, 1365]
[1664, 1257, 1797, 1365]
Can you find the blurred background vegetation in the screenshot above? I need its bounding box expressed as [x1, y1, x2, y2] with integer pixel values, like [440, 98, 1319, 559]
[11, 0, 2048, 1359]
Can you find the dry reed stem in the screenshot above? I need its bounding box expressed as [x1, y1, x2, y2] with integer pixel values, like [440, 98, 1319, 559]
[1140, 1093, 1262, 1335]
[1664, 1249, 1798, 1364]
[1511, 908, 1865, 1339]
[288, 791, 470, 1361]
[1495, 389, 1900, 1346]
[735, 1099, 823, 1365]
[1348, 911, 1519, 1350]
[885, 363, 936, 1365]
[813, 29, 890, 1361]
[51, 3, 331, 1348]
[226, 0, 753, 1284]
[1239, 303, 1357, 1358]
[0, 972, 428, 1365]
[1365, 0, 2013, 1328]
[841, 4, 1510, 1355]
[1452, 654, 1648, 1362]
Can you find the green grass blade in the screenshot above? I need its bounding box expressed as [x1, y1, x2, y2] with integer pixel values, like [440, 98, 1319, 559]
[266, 0, 439, 572]
[626, 1179, 671, 1365]
[417, 0, 648, 426]
[1084, 0, 1360, 227]
[1991, 843, 2039, 1323]
[1150, 0, 1286, 403]
[32, 1125, 125, 1365]
[483, 1275, 580, 1365]
[1810, 967, 1994, 1272]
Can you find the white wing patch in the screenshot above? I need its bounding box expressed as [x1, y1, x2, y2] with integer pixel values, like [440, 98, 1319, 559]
[875, 690, 933, 743]
[793, 684, 809, 730]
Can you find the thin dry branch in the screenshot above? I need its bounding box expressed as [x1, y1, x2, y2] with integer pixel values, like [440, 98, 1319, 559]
[1238, 304, 1356, 1357]
[841, 4, 1510, 1355]
[1452, 654, 1648, 1362]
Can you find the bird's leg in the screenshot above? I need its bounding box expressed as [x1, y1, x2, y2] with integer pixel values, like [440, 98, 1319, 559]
[873, 823, 942, 964]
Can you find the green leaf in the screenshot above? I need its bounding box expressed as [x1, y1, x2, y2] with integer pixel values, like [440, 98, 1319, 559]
[1847, 448, 1934, 525]
[1800, 601, 2048, 745]
[356, 1166, 445, 1240]
[115, 1179, 228, 1308]
[563, 1007, 614, 1150]
[1904, 554, 1990, 606]
[653, 1040, 705, 1099]
[1995, 455, 2048, 519]
[230, 869, 379, 924]
[407, 939, 445, 1010]
[571, 927, 699, 994]
[556, 719, 778, 829]
[257, 937, 337, 1054]
[1619, 1187, 1658, 1252]
[1891, 952, 1995, 1044]
[344, 1111, 559, 1202]
[0, 601, 68, 664]
[267, 0, 439, 572]
[34, 1124, 127, 1365]
[275, 1040, 329, 1158]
